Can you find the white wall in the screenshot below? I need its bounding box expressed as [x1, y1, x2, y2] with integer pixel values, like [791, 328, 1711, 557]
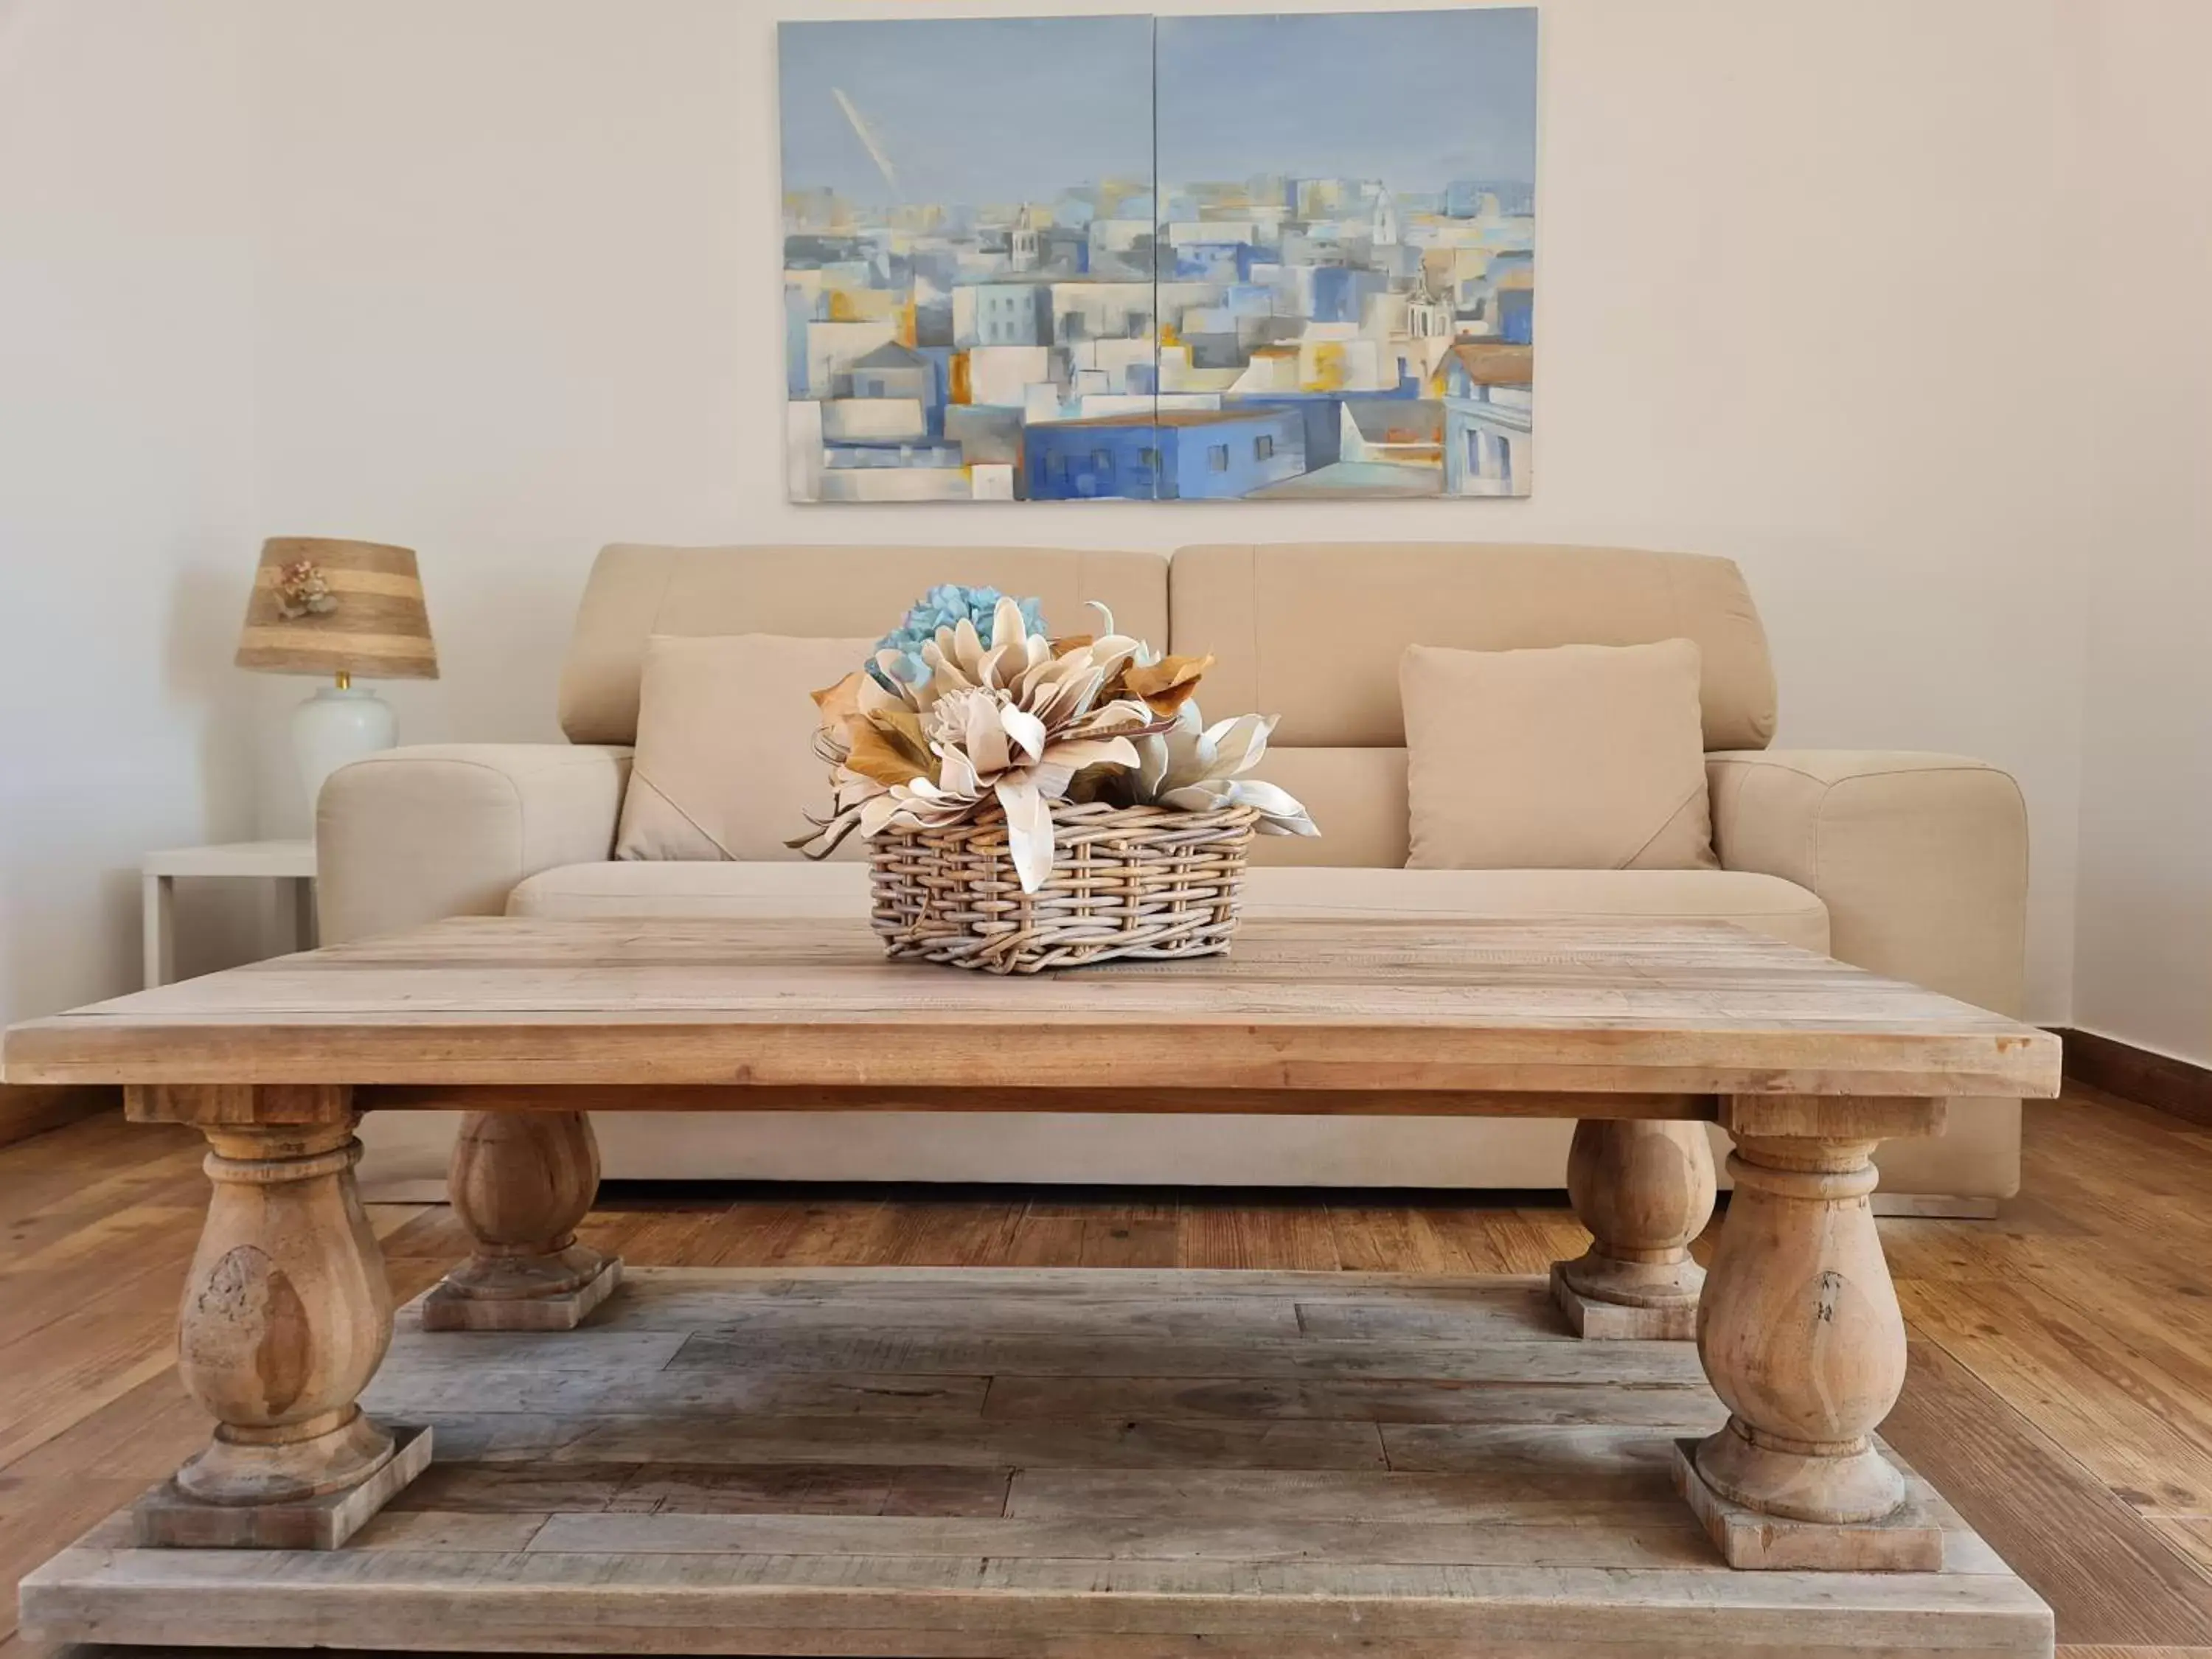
[13, 0, 2192, 1037]
[0, 0, 272, 1026]
[2068, 0, 2212, 1065]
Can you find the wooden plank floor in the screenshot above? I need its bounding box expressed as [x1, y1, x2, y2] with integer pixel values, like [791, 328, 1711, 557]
[0, 1083, 2206, 1655]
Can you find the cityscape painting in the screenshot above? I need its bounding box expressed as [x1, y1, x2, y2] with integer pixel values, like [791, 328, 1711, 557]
[778, 10, 1537, 503]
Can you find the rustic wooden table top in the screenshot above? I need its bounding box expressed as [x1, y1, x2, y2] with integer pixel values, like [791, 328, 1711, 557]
[2, 916, 2061, 1102]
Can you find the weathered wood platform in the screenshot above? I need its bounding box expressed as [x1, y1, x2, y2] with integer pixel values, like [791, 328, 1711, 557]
[22, 1267, 2052, 1657]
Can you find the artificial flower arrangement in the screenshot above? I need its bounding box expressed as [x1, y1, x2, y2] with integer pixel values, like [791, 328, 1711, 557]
[797, 584, 1316, 972]
[272, 558, 338, 620]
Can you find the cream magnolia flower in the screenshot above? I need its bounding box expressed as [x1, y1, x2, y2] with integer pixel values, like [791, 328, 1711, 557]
[804, 597, 1161, 891]
[1127, 702, 1318, 838]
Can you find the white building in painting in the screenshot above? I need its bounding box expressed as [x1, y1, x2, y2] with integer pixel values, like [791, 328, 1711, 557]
[1008, 205, 1041, 272]
[1441, 342, 1534, 496]
[955, 283, 1052, 349]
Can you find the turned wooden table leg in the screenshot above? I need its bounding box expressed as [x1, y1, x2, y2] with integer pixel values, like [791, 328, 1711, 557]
[1675, 1124, 1941, 1571]
[1551, 1119, 1715, 1339]
[422, 1110, 621, 1331]
[141, 1120, 429, 1548]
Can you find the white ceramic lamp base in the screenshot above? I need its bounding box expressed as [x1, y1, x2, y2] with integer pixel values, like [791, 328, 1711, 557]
[293, 683, 397, 811]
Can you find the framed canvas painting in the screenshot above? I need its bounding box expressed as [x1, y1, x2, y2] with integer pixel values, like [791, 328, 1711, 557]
[778, 8, 1537, 503]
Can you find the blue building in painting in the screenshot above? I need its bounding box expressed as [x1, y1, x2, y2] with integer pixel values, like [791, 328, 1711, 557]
[1496, 285, 1534, 345]
[1307, 265, 1384, 325]
[1173, 241, 1256, 282]
[1488, 251, 1536, 344]
[1025, 408, 1307, 501]
[1023, 416, 1159, 501]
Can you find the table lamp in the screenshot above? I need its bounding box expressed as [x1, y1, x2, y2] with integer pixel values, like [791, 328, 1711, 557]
[234, 537, 438, 810]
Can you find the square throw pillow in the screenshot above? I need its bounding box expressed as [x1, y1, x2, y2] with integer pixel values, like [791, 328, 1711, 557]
[1401, 639, 1717, 871]
[616, 633, 877, 861]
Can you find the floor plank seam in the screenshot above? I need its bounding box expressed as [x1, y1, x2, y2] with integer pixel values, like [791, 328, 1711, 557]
[1913, 1312, 2212, 1561]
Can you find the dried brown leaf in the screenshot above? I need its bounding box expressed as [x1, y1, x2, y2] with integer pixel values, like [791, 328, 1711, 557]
[1122, 652, 1214, 714]
[811, 670, 864, 731]
[843, 709, 937, 788]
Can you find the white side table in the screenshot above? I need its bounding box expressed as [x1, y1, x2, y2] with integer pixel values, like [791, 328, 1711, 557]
[142, 840, 318, 988]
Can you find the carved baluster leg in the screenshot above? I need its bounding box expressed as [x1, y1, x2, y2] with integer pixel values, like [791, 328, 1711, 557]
[422, 1110, 621, 1331]
[1676, 1115, 1942, 1571]
[141, 1119, 429, 1548]
[1551, 1119, 1715, 1339]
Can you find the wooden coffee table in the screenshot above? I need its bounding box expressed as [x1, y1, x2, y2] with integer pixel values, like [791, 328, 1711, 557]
[5, 916, 2059, 1587]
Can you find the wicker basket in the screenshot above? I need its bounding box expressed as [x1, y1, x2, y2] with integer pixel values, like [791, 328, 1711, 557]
[869, 800, 1259, 974]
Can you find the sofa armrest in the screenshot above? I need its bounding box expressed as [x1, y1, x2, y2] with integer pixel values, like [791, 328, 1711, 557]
[1705, 750, 2027, 1015]
[316, 744, 633, 945]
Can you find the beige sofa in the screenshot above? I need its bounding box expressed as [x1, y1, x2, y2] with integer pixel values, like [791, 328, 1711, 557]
[321, 543, 2030, 1211]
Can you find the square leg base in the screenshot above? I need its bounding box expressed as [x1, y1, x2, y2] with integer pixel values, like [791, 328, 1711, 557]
[1671, 1438, 1946, 1571]
[133, 1423, 431, 1551]
[1549, 1261, 1698, 1340]
[421, 1253, 622, 1332]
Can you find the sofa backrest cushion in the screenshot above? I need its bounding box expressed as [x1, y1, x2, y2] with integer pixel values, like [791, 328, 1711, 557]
[560, 544, 1171, 745]
[614, 633, 877, 862]
[1401, 639, 1718, 872]
[1169, 543, 1777, 752]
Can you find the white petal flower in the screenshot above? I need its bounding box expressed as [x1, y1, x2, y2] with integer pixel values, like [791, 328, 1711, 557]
[808, 619, 1169, 891]
[1132, 731, 1171, 799]
[995, 776, 1056, 894]
[950, 616, 987, 676]
[988, 595, 1034, 655]
[1159, 776, 1320, 836]
[804, 599, 1321, 883]
[1043, 734, 1141, 774]
[1203, 712, 1276, 777]
[1121, 699, 1315, 835]
[1000, 704, 1048, 764]
[939, 746, 981, 799]
[1027, 760, 1077, 799]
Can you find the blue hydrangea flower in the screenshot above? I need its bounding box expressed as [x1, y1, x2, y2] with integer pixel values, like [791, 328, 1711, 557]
[871, 584, 1048, 687]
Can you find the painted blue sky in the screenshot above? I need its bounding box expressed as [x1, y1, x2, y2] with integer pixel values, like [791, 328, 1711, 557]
[1158, 9, 1537, 195]
[780, 9, 1538, 214]
[779, 16, 1154, 209]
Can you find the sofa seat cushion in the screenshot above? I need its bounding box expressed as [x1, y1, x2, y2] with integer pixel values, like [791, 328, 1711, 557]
[512, 858, 871, 919]
[507, 861, 1829, 953]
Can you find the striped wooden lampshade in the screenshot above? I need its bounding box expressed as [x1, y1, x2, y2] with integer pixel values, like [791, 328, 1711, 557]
[234, 538, 438, 681]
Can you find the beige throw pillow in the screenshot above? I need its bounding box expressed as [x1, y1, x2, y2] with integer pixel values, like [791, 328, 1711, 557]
[616, 633, 876, 861]
[1402, 639, 1717, 871]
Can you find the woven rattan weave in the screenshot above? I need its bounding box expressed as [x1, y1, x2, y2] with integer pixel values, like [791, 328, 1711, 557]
[869, 801, 1258, 973]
